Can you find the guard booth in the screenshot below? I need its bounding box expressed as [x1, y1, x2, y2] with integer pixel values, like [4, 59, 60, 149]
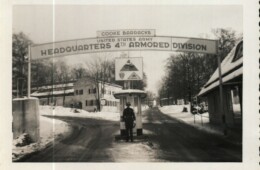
[114, 57, 146, 136]
[113, 89, 146, 136]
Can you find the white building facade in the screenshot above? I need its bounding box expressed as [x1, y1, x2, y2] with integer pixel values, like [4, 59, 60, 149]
[73, 78, 122, 112]
[31, 78, 122, 112]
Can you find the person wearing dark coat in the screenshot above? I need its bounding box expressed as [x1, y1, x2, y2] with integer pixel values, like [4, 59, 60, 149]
[123, 102, 136, 142]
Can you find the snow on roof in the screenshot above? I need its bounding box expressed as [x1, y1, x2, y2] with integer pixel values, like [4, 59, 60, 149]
[198, 67, 242, 96]
[31, 78, 122, 91]
[100, 97, 119, 101]
[38, 83, 74, 90]
[31, 89, 74, 97]
[160, 97, 174, 100]
[113, 89, 147, 98]
[13, 97, 38, 100]
[198, 40, 243, 96]
[31, 83, 75, 91]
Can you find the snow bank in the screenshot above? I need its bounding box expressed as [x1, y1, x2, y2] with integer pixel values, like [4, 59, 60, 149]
[40, 106, 120, 121]
[159, 105, 222, 135]
[160, 104, 190, 114]
[12, 110, 71, 161]
[39, 115, 71, 144]
[141, 105, 149, 111]
[13, 133, 32, 147]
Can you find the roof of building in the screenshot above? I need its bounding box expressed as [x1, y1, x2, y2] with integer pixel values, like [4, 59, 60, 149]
[113, 89, 147, 98]
[31, 89, 74, 97]
[30, 80, 76, 90]
[198, 40, 243, 96]
[29, 77, 122, 91]
[30, 77, 122, 97]
[33, 83, 74, 91]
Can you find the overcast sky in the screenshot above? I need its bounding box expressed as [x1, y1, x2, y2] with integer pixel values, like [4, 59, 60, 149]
[13, 5, 243, 95]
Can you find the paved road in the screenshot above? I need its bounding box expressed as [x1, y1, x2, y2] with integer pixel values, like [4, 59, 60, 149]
[142, 107, 242, 162]
[21, 117, 119, 162]
[21, 107, 242, 162]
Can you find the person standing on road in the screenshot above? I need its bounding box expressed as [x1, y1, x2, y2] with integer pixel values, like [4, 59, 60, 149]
[123, 102, 136, 142]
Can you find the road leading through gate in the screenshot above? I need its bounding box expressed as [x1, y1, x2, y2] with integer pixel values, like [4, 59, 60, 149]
[26, 29, 226, 134]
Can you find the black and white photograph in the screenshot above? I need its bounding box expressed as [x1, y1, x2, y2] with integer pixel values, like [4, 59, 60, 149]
[11, 4, 244, 162]
[0, 0, 259, 169]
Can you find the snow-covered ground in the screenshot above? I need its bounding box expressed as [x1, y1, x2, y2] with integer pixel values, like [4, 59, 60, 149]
[159, 105, 222, 135]
[12, 112, 71, 161]
[110, 142, 158, 162]
[12, 105, 121, 161]
[40, 105, 120, 121]
[40, 105, 149, 121]
[12, 105, 158, 162]
[110, 129, 159, 162]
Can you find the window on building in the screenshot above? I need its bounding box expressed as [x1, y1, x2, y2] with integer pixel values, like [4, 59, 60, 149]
[79, 89, 83, 95]
[232, 41, 243, 62]
[85, 100, 88, 106]
[75, 90, 78, 95]
[90, 100, 94, 106]
[93, 88, 96, 94]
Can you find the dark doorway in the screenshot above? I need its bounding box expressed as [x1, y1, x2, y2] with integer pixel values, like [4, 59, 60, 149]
[78, 102, 82, 109]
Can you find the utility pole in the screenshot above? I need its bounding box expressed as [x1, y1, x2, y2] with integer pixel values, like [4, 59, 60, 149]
[27, 45, 31, 98]
[216, 41, 227, 135]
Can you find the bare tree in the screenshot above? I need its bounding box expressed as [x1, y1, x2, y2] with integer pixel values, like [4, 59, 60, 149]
[12, 32, 33, 97]
[158, 28, 239, 104]
[55, 60, 72, 106]
[84, 54, 114, 111]
[31, 59, 53, 88]
[71, 64, 87, 80]
[212, 28, 237, 61]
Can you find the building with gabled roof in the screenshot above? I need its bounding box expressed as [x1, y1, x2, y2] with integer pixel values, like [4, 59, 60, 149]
[198, 40, 242, 130]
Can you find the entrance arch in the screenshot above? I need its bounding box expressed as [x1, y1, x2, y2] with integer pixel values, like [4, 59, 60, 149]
[27, 30, 219, 105]
[26, 29, 225, 135]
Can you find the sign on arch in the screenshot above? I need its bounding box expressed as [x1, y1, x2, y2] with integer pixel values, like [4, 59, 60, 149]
[30, 31, 218, 60]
